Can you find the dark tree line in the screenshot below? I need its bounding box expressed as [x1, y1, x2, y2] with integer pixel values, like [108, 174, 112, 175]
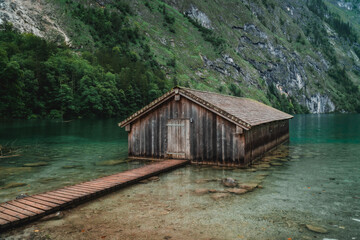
[0, 1, 170, 119]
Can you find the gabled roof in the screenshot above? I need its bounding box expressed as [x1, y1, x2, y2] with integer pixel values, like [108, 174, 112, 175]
[119, 87, 293, 130]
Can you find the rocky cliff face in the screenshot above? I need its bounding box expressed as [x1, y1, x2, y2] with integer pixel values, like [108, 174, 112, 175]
[178, 1, 340, 113]
[0, 0, 70, 44]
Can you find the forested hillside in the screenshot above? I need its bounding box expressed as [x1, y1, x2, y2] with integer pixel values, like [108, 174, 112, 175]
[0, 0, 359, 119]
[0, 2, 169, 119]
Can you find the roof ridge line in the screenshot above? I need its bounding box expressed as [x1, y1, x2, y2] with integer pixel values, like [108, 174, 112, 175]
[179, 86, 257, 101]
[179, 88, 252, 129]
[180, 86, 292, 118]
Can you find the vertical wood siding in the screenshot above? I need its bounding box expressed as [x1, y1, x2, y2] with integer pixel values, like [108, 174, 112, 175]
[128, 97, 245, 165]
[244, 120, 289, 164]
[127, 96, 289, 166]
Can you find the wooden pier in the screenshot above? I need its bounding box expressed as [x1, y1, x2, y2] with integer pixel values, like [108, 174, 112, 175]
[0, 159, 189, 231]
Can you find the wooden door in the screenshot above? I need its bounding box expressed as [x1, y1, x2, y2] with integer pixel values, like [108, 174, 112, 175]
[166, 119, 190, 159]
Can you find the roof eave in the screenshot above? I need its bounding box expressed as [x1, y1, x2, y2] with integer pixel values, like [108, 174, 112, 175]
[118, 89, 177, 128]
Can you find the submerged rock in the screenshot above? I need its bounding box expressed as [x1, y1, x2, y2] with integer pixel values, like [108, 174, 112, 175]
[95, 159, 126, 166]
[211, 193, 230, 200]
[194, 189, 209, 195]
[139, 179, 150, 184]
[195, 178, 220, 184]
[16, 193, 29, 199]
[41, 211, 64, 221]
[23, 162, 48, 167]
[139, 176, 160, 184]
[0, 182, 27, 190]
[254, 163, 271, 169]
[270, 162, 283, 166]
[62, 165, 82, 169]
[227, 188, 247, 195]
[39, 177, 57, 183]
[238, 183, 258, 191]
[222, 178, 237, 187]
[148, 176, 160, 182]
[208, 189, 227, 193]
[305, 224, 328, 233]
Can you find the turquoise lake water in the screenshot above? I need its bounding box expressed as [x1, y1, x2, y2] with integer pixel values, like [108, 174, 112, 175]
[0, 119, 139, 202]
[0, 115, 359, 239]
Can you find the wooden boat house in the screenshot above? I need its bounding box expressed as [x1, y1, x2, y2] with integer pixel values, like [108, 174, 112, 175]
[119, 87, 293, 166]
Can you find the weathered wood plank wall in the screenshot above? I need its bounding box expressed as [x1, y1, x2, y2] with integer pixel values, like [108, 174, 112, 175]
[244, 120, 289, 163]
[128, 96, 289, 166]
[128, 97, 245, 165]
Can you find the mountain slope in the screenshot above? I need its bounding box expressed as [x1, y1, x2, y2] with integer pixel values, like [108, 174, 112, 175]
[0, 0, 359, 119]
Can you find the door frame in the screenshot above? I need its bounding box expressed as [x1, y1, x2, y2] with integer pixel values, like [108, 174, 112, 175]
[165, 118, 190, 159]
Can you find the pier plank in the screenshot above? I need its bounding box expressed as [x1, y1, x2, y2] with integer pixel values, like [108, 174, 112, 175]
[5, 201, 44, 215]
[0, 203, 36, 217]
[15, 199, 52, 211]
[31, 195, 66, 205]
[45, 191, 79, 200]
[0, 207, 28, 220]
[36, 193, 74, 203]
[0, 213, 18, 222]
[0, 159, 189, 231]
[23, 197, 59, 208]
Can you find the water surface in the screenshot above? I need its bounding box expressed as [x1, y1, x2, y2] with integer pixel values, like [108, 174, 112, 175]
[1, 115, 359, 239]
[0, 119, 141, 202]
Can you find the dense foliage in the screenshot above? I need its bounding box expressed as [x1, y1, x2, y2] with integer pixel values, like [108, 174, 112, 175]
[185, 16, 225, 51]
[0, 2, 170, 119]
[328, 67, 360, 112]
[307, 0, 358, 43]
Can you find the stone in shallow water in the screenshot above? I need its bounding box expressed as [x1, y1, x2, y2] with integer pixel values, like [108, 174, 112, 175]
[148, 176, 160, 181]
[208, 189, 227, 193]
[0, 182, 27, 190]
[95, 159, 126, 166]
[62, 165, 82, 169]
[41, 211, 64, 221]
[305, 224, 328, 233]
[211, 193, 231, 200]
[195, 178, 220, 184]
[222, 178, 237, 187]
[238, 183, 258, 191]
[39, 177, 57, 183]
[140, 176, 160, 184]
[254, 163, 270, 169]
[23, 162, 48, 167]
[0, 166, 32, 177]
[16, 193, 29, 199]
[227, 188, 247, 195]
[194, 189, 209, 195]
